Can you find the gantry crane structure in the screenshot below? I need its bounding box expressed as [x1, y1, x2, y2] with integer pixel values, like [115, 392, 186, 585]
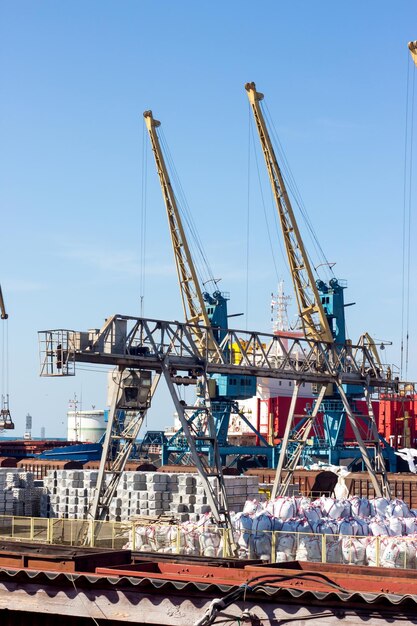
[245, 82, 393, 497]
[38, 84, 399, 533]
[39, 315, 394, 518]
[143, 110, 259, 467]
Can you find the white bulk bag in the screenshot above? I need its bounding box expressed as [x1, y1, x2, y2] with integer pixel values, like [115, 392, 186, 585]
[386, 498, 411, 519]
[153, 525, 177, 551]
[252, 511, 274, 535]
[276, 533, 296, 559]
[199, 529, 222, 558]
[134, 525, 147, 549]
[321, 497, 350, 519]
[281, 519, 298, 533]
[350, 496, 371, 518]
[316, 519, 339, 535]
[251, 512, 273, 560]
[369, 517, 390, 536]
[341, 537, 367, 565]
[294, 518, 317, 536]
[233, 512, 253, 549]
[295, 496, 311, 515]
[325, 538, 342, 564]
[303, 505, 322, 524]
[352, 517, 369, 537]
[404, 517, 417, 535]
[366, 537, 382, 567]
[296, 536, 322, 562]
[381, 538, 416, 569]
[338, 517, 359, 536]
[243, 499, 262, 517]
[252, 533, 272, 560]
[269, 496, 297, 520]
[388, 516, 406, 537]
[181, 523, 200, 554]
[369, 497, 390, 517]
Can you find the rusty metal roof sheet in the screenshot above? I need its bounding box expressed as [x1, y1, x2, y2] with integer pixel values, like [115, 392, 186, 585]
[1, 566, 416, 609]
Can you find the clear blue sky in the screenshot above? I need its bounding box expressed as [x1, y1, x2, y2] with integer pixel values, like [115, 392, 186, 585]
[0, 1, 416, 437]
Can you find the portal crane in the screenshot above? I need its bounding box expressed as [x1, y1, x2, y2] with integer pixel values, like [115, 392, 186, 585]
[144, 110, 256, 470]
[0, 285, 8, 320]
[0, 284, 14, 430]
[245, 82, 391, 498]
[409, 40, 417, 67]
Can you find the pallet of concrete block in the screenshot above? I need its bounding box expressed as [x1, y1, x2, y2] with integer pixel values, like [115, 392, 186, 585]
[40, 469, 260, 523]
[42, 469, 98, 519]
[0, 469, 43, 517]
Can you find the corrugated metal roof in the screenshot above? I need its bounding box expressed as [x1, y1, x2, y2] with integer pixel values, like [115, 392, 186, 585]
[1, 566, 416, 608]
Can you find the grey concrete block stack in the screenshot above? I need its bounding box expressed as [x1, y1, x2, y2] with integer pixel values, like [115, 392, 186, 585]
[42, 469, 98, 518]
[0, 469, 43, 517]
[40, 470, 260, 521]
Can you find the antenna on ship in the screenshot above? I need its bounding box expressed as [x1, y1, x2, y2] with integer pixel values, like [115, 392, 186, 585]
[271, 280, 291, 334]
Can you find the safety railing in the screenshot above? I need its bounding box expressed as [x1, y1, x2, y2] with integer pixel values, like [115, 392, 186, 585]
[0, 514, 416, 569]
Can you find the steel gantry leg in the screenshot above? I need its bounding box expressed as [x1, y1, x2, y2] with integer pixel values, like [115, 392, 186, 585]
[156, 356, 237, 554]
[88, 368, 158, 522]
[335, 381, 388, 498]
[163, 366, 237, 555]
[363, 385, 391, 497]
[271, 383, 327, 499]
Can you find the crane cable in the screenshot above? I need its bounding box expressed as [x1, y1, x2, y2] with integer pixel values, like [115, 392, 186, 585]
[245, 104, 251, 329]
[263, 101, 335, 284]
[248, 105, 284, 283]
[140, 120, 148, 317]
[1, 317, 9, 420]
[401, 50, 415, 380]
[158, 128, 217, 292]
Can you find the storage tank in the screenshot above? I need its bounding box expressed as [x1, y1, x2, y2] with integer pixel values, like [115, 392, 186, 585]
[67, 410, 106, 443]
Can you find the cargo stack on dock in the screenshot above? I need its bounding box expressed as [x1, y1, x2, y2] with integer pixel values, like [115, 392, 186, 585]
[41, 469, 259, 521]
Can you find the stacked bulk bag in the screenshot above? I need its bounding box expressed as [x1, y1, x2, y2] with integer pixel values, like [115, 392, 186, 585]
[386, 498, 411, 519]
[341, 537, 367, 565]
[350, 496, 371, 518]
[251, 511, 274, 560]
[199, 527, 222, 557]
[381, 538, 416, 569]
[128, 493, 417, 569]
[296, 536, 321, 562]
[369, 497, 390, 517]
[232, 512, 253, 552]
[267, 496, 297, 520]
[368, 517, 390, 537]
[321, 496, 351, 519]
[325, 537, 342, 563]
[275, 533, 296, 562]
[316, 518, 339, 535]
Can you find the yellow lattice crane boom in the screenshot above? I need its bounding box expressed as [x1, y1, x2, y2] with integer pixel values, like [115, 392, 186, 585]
[245, 82, 333, 345]
[409, 41, 417, 67]
[245, 81, 391, 499]
[144, 110, 222, 360]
